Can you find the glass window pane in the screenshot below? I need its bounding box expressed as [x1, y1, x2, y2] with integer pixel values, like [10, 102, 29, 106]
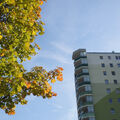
[110, 63, 113, 67]
[108, 99, 112, 103]
[114, 80, 117, 84]
[111, 71, 116, 75]
[110, 108, 115, 114]
[105, 80, 109, 84]
[100, 56, 103, 59]
[103, 71, 107, 75]
[101, 63, 105, 67]
[106, 88, 111, 94]
[108, 56, 111, 59]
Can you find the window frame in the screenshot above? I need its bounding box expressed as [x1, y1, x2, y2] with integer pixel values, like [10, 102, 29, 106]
[113, 80, 117, 84]
[110, 63, 113, 67]
[106, 88, 111, 94]
[105, 79, 109, 84]
[108, 98, 112, 103]
[108, 56, 111, 59]
[101, 63, 105, 67]
[110, 108, 115, 114]
[111, 71, 116, 76]
[103, 71, 107, 76]
[100, 56, 103, 59]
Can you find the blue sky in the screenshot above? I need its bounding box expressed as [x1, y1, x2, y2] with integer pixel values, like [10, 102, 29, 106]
[1, 0, 120, 120]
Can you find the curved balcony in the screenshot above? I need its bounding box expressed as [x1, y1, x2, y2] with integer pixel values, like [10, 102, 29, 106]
[76, 75, 90, 83]
[77, 95, 93, 108]
[77, 72, 89, 77]
[76, 81, 91, 89]
[75, 64, 88, 70]
[78, 114, 95, 120]
[78, 101, 94, 110]
[74, 56, 87, 62]
[77, 91, 93, 100]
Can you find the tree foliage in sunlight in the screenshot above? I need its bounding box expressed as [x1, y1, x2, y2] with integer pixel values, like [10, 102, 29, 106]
[0, 0, 63, 115]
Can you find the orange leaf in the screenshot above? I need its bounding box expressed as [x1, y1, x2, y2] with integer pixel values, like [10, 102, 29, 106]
[52, 93, 57, 96]
[25, 82, 31, 88]
[58, 67, 64, 71]
[1, 53, 4, 57]
[51, 79, 56, 83]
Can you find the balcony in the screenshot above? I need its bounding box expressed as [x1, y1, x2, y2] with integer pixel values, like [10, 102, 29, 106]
[75, 56, 87, 62]
[76, 76, 90, 87]
[77, 91, 93, 98]
[76, 81, 91, 89]
[77, 85, 92, 96]
[77, 95, 93, 108]
[77, 91, 93, 102]
[75, 64, 88, 70]
[77, 73, 89, 77]
[78, 101, 94, 109]
[78, 113, 95, 120]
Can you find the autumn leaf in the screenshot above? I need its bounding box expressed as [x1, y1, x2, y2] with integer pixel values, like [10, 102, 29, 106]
[1, 53, 4, 57]
[0, 35, 2, 39]
[25, 82, 31, 88]
[51, 79, 56, 83]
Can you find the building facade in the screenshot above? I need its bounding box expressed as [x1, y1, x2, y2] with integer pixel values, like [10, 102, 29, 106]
[72, 49, 120, 120]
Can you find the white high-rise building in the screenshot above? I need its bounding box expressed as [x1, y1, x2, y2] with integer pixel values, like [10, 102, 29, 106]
[72, 49, 120, 120]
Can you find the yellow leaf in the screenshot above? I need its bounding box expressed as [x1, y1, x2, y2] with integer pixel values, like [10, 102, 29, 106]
[27, 56, 31, 60]
[18, 73, 23, 78]
[51, 79, 56, 83]
[1, 53, 4, 57]
[40, 1, 43, 5]
[0, 35, 3, 39]
[32, 31, 36, 35]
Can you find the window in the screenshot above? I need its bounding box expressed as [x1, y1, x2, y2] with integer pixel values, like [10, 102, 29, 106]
[103, 71, 107, 75]
[82, 69, 88, 73]
[110, 63, 113, 67]
[105, 79, 109, 84]
[100, 56, 103, 59]
[114, 80, 117, 84]
[118, 98, 120, 103]
[117, 63, 120, 67]
[116, 88, 120, 94]
[85, 85, 92, 91]
[88, 106, 94, 112]
[108, 56, 111, 59]
[108, 99, 112, 103]
[81, 58, 88, 64]
[110, 108, 115, 114]
[106, 88, 111, 94]
[111, 71, 116, 75]
[80, 52, 86, 56]
[84, 76, 90, 82]
[101, 63, 105, 67]
[89, 117, 95, 120]
[116, 56, 119, 60]
[86, 96, 93, 102]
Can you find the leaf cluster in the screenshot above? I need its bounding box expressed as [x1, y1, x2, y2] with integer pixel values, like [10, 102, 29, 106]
[0, 0, 63, 115]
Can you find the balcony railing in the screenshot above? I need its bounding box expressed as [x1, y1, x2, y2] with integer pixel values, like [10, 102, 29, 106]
[78, 113, 95, 120]
[77, 93, 93, 103]
[77, 72, 89, 77]
[76, 81, 91, 89]
[77, 91, 93, 99]
[75, 56, 87, 61]
[75, 63, 88, 70]
[78, 101, 93, 108]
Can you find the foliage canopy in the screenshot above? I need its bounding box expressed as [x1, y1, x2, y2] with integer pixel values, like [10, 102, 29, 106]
[0, 0, 63, 115]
